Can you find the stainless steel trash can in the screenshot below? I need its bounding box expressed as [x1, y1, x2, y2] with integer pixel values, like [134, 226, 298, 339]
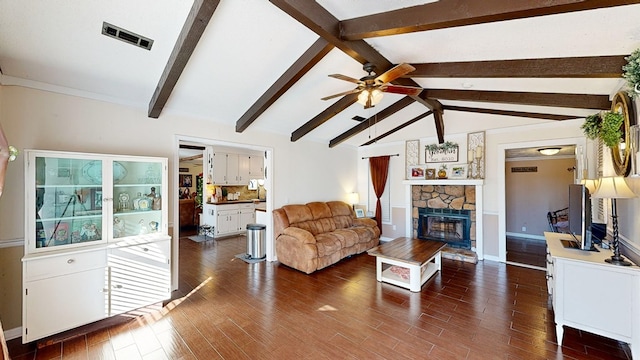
[246, 223, 266, 259]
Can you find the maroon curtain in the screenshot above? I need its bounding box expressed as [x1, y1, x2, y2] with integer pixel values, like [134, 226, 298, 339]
[369, 156, 390, 232]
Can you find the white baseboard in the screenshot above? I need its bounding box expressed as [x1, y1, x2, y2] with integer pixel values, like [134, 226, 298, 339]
[379, 236, 395, 242]
[506, 232, 545, 241]
[483, 255, 501, 262]
[4, 326, 21, 341]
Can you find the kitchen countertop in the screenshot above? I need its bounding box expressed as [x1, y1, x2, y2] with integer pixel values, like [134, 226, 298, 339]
[207, 199, 266, 205]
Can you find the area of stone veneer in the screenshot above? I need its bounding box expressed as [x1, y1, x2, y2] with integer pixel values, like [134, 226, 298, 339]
[411, 185, 476, 248]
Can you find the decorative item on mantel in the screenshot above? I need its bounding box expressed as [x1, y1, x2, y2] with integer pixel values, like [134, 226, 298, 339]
[405, 140, 419, 180]
[425, 141, 458, 163]
[467, 131, 485, 179]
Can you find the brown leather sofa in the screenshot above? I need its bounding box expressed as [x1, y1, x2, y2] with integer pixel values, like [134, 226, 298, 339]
[273, 201, 380, 274]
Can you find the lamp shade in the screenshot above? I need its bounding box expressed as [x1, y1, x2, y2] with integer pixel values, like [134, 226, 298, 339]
[356, 89, 383, 106]
[580, 178, 600, 195]
[348, 192, 360, 205]
[591, 176, 637, 199]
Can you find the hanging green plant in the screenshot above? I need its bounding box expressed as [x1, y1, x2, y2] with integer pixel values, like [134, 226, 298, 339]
[600, 111, 624, 147]
[623, 48, 640, 97]
[581, 111, 624, 147]
[581, 113, 601, 140]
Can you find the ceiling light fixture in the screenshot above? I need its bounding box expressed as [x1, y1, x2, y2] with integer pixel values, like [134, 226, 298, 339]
[357, 89, 383, 107]
[538, 148, 561, 156]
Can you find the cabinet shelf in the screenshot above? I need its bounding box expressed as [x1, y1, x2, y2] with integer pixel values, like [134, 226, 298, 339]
[37, 213, 102, 222]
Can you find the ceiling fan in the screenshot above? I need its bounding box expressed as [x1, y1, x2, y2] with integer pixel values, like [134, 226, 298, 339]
[321, 62, 422, 108]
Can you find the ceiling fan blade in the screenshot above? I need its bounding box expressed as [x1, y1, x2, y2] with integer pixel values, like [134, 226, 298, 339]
[381, 84, 423, 96]
[375, 63, 416, 85]
[328, 74, 362, 84]
[321, 88, 361, 101]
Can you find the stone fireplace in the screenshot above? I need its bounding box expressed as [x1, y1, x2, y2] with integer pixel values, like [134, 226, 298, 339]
[410, 184, 477, 250]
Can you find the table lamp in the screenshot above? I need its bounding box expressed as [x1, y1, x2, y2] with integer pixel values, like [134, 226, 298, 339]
[591, 176, 637, 266]
[348, 192, 360, 210]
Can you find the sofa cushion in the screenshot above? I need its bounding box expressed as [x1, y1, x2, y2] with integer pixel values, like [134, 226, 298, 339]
[327, 201, 354, 229]
[315, 233, 343, 257]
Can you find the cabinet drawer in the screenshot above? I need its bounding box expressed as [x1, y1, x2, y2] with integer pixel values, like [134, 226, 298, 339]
[238, 203, 254, 210]
[25, 249, 106, 281]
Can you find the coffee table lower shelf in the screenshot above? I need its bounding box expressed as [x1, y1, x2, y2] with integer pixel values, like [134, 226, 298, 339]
[378, 260, 439, 292]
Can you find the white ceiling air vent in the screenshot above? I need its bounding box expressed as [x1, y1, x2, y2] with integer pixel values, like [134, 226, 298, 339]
[102, 22, 153, 50]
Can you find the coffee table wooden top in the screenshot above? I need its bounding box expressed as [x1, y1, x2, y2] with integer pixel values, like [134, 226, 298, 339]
[368, 237, 447, 265]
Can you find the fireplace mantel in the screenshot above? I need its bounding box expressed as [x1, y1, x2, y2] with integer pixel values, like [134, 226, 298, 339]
[402, 179, 484, 186]
[404, 179, 484, 260]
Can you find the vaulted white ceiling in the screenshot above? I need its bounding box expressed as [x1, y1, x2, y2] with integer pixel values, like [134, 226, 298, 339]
[1, 1, 639, 147]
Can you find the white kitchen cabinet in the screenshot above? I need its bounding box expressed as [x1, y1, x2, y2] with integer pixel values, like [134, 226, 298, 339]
[212, 152, 260, 185]
[239, 204, 255, 230]
[208, 203, 258, 237]
[212, 152, 228, 184]
[545, 231, 640, 359]
[248, 155, 263, 179]
[238, 154, 250, 183]
[22, 150, 171, 343]
[217, 208, 239, 236]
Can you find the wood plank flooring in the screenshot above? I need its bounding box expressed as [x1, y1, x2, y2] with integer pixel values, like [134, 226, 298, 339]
[7, 234, 630, 359]
[506, 236, 547, 269]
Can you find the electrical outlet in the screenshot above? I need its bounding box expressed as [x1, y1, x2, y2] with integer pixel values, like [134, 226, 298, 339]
[522, 226, 527, 232]
[392, 225, 397, 231]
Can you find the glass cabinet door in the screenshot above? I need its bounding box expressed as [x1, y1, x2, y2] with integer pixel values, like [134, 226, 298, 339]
[34, 156, 104, 249]
[112, 160, 163, 238]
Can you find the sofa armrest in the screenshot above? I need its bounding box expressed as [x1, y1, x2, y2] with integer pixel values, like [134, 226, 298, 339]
[281, 227, 316, 244]
[353, 218, 377, 228]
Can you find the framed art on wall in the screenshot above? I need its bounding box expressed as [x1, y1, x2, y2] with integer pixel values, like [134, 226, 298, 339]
[426, 168, 436, 179]
[179, 174, 193, 187]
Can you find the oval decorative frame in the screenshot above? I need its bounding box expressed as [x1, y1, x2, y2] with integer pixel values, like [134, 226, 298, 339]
[610, 91, 636, 176]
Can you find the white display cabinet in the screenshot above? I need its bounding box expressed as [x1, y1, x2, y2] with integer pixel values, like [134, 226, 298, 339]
[22, 150, 171, 343]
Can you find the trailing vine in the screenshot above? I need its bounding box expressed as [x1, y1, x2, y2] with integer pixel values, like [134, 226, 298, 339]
[425, 141, 458, 153]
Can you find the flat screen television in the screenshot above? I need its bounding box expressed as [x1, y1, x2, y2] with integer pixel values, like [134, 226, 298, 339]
[564, 184, 593, 250]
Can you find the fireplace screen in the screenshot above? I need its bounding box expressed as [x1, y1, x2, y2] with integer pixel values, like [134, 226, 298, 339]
[418, 207, 471, 249]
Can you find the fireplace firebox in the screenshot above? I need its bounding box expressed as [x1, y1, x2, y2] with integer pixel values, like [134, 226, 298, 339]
[418, 207, 471, 249]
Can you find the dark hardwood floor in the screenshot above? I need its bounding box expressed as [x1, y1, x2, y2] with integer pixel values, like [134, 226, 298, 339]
[7, 234, 630, 359]
[506, 236, 547, 269]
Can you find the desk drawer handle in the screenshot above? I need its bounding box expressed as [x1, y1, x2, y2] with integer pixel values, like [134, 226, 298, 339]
[546, 274, 553, 280]
[67, 259, 75, 264]
[143, 247, 149, 252]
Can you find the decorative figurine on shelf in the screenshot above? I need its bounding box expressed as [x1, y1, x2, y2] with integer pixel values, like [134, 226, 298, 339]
[138, 219, 148, 234]
[147, 187, 161, 210]
[114, 217, 125, 238]
[149, 221, 159, 233]
[80, 222, 100, 241]
[118, 192, 130, 211]
[133, 192, 143, 210]
[438, 164, 448, 179]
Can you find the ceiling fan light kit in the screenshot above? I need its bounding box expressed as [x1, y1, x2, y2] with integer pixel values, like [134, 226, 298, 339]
[322, 62, 421, 109]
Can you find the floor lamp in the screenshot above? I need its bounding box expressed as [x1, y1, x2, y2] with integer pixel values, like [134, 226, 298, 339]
[591, 176, 637, 266]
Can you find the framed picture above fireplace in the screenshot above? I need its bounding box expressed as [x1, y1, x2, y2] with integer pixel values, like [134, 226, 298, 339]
[450, 164, 467, 179]
[408, 166, 425, 180]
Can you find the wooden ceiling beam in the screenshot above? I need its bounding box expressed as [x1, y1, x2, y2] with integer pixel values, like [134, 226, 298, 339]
[148, 0, 221, 118]
[423, 89, 611, 110]
[410, 56, 627, 78]
[235, 38, 334, 132]
[329, 97, 415, 148]
[291, 93, 358, 142]
[270, 0, 445, 143]
[442, 105, 581, 121]
[340, 0, 640, 40]
[361, 111, 432, 146]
